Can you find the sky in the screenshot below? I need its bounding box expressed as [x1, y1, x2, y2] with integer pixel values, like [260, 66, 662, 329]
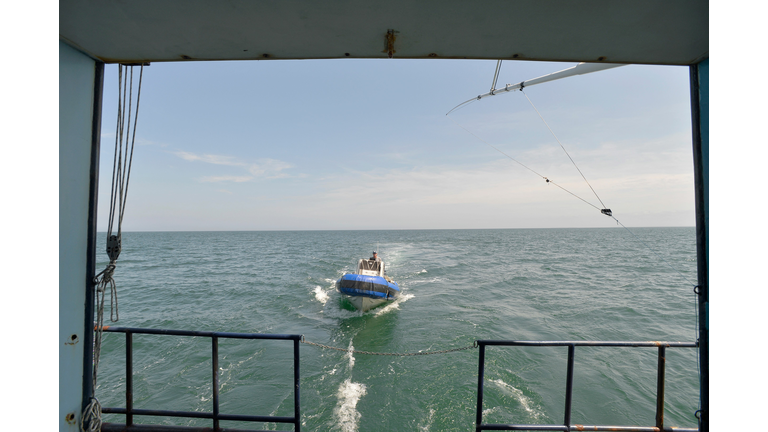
[97, 59, 696, 231]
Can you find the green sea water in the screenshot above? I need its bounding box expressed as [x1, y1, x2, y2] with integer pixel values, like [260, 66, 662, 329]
[94, 228, 700, 431]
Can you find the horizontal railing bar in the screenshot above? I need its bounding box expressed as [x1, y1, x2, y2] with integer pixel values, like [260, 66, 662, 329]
[100, 326, 302, 341]
[102, 423, 280, 432]
[103, 408, 296, 423]
[219, 413, 297, 423]
[565, 427, 699, 432]
[478, 424, 568, 431]
[479, 424, 698, 432]
[477, 340, 697, 348]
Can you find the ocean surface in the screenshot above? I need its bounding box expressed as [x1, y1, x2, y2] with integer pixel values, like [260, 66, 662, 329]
[94, 228, 700, 431]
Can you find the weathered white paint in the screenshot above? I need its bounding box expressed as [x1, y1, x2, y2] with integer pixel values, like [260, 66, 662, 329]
[59, 40, 97, 432]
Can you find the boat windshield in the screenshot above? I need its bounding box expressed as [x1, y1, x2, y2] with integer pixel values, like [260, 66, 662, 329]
[359, 259, 382, 272]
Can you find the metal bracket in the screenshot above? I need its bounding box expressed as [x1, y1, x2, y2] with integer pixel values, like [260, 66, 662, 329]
[385, 29, 397, 58]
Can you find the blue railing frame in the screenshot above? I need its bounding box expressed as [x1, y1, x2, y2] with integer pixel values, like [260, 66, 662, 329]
[475, 340, 699, 432]
[99, 326, 301, 432]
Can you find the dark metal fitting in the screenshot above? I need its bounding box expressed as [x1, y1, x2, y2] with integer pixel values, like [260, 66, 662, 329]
[693, 285, 701, 295]
[106, 235, 122, 261]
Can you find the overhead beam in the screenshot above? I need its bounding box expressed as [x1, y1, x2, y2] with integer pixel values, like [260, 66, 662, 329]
[60, 0, 707, 65]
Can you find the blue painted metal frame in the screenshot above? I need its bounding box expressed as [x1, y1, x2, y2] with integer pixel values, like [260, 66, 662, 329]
[474, 340, 698, 432]
[99, 327, 301, 432]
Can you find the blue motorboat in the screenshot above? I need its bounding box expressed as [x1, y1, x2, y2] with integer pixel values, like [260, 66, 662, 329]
[337, 256, 400, 311]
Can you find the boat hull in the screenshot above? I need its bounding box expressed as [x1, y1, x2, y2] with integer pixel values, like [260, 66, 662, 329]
[342, 295, 389, 312]
[336, 273, 400, 312]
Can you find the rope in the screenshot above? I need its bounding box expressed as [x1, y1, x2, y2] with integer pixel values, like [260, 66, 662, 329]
[85, 63, 144, 432]
[522, 90, 608, 210]
[92, 262, 118, 389]
[301, 337, 478, 356]
[81, 398, 102, 432]
[445, 115, 602, 212]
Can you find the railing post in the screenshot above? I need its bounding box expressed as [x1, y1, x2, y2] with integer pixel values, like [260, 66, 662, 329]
[212, 335, 219, 431]
[655, 345, 666, 429]
[476, 342, 486, 431]
[126, 331, 133, 426]
[563, 344, 575, 429]
[294, 338, 301, 432]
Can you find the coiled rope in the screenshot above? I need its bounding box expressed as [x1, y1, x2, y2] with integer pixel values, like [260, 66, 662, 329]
[301, 337, 478, 356]
[83, 63, 144, 432]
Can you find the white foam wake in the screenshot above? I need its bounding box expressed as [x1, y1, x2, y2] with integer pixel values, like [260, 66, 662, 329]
[373, 293, 415, 316]
[333, 378, 367, 432]
[490, 379, 543, 420]
[313, 285, 330, 304]
[345, 340, 355, 370]
[418, 408, 436, 431]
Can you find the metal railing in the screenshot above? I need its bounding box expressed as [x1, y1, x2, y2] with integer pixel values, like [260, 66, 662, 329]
[475, 340, 699, 432]
[99, 326, 302, 432]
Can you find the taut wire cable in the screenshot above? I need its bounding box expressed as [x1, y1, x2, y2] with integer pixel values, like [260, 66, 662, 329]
[521, 89, 608, 210]
[445, 115, 602, 212]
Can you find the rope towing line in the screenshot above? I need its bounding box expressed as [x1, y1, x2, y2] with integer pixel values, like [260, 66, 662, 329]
[83, 63, 145, 432]
[301, 336, 478, 356]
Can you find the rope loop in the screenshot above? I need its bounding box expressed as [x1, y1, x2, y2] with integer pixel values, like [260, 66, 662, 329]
[81, 397, 102, 432]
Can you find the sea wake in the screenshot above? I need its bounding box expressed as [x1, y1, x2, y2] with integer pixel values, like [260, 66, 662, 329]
[490, 379, 544, 420]
[372, 293, 415, 316]
[418, 408, 436, 431]
[313, 285, 330, 304]
[333, 378, 367, 432]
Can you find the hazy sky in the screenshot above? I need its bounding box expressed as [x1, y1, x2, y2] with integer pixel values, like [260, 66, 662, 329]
[97, 59, 695, 231]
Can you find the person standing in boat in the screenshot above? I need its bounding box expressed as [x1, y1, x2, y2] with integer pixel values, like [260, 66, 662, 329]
[370, 251, 381, 262]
